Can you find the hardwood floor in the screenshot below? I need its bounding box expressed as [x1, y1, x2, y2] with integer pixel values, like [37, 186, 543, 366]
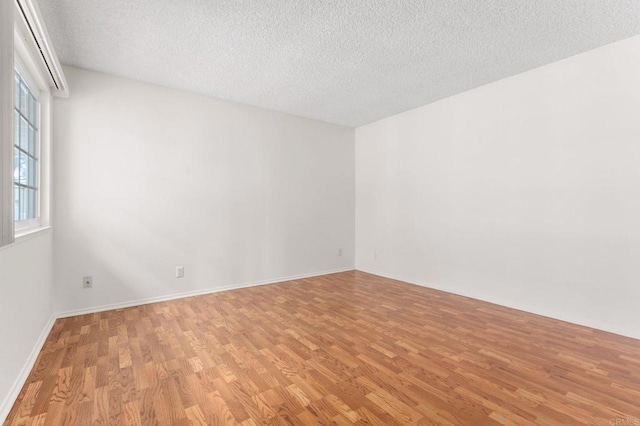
[5, 271, 640, 425]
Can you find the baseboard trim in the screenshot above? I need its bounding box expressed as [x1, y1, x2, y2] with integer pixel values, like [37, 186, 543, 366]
[57, 267, 355, 319]
[356, 268, 640, 341]
[0, 314, 56, 425]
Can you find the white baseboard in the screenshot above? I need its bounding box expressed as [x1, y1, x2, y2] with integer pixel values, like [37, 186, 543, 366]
[0, 314, 56, 425]
[57, 267, 354, 319]
[357, 267, 640, 341]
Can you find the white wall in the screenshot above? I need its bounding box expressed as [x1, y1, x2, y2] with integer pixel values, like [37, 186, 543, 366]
[0, 232, 54, 421]
[52, 67, 355, 314]
[356, 35, 640, 339]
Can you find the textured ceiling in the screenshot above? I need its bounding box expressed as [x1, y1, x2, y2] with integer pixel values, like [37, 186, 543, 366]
[38, 0, 640, 127]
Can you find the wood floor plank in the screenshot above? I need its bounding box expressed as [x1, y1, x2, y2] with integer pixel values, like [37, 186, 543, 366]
[5, 271, 640, 425]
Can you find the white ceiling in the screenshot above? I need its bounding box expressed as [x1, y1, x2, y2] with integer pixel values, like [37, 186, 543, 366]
[38, 0, 640, 127]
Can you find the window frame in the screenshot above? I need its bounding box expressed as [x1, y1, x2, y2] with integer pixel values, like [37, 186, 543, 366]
[1, 0, 63, 247]
[13, 62, 41, 231]
[13, 28, 52, 238]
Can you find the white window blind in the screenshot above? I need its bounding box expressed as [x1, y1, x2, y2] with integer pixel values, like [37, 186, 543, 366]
[0, 0, 15, 247]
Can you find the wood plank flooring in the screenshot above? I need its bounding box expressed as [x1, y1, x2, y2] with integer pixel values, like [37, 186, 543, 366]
[5, 271, 640, 425]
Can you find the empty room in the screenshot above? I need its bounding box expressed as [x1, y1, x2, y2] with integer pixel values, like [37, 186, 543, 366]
[1, 0, 639, 424]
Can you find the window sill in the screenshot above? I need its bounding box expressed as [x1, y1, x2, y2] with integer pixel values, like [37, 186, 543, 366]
[15, 226, 51, 243]
[0, 226, 51, 253]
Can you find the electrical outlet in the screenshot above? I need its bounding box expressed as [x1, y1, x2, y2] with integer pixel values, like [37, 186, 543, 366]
[374, 252, 378, 260]
[82, 276, 93, 289]
[176, 266, 184, 278]
[338, 248, 343, 257]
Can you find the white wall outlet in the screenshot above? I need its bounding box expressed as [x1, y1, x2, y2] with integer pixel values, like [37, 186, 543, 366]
[338, 248, 343, 257]
[374, 252, 378, 260]
[82, 276, 93, 289]
[176, 266, 185, 278]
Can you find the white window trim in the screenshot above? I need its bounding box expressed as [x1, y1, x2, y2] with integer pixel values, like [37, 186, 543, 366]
[14, 57, 41, 232]
[13, 17, 52, 239]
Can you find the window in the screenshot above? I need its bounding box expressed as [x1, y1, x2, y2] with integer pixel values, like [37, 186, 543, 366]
[1, 0, 64, 246]
[13, 69, 40, 230]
